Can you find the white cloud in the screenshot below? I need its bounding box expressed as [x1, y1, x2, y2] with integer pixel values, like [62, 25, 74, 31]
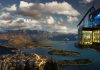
[44, 1, 80, 16]
[0, 1, 80, 34]
[85, 0, 93, 3]
[67, 16, 79, 23]
[5, 4, 17, 11]
[18, 1, 80, 22]
[0, 12, 12, 20]
[19, 1, 33, 8]
[80, 0, 93, 4]
[0, 15, 77, 33]
[46, 16, 55, 24]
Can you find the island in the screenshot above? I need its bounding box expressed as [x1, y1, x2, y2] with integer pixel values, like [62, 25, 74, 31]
[48, 49, 80, 56]
[57, 59, 92, 66]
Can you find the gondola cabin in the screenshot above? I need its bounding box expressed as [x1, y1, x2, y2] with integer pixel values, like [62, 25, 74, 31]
[78, 6, 100, 46]
[80, 28, 100, 45]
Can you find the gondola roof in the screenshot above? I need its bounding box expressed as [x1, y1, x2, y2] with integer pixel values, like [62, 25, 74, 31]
[89, 8, 100, 18]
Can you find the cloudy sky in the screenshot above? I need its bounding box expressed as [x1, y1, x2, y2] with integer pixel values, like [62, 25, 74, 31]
[0, 0, 100, 33]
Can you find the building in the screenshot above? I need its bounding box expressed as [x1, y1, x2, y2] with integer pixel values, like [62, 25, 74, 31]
[78, 6, 100, 46]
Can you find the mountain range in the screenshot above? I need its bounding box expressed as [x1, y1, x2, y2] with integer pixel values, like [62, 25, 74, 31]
[0, 30, 78, 41]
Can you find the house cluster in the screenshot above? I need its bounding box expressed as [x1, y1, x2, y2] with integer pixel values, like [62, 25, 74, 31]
[0, 53, 57, 70]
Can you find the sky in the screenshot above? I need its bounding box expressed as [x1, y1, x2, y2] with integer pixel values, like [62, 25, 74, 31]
[0, 0, 100, 33]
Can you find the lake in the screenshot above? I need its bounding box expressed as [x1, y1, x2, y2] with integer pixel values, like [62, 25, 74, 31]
[0, 41, 100, 70]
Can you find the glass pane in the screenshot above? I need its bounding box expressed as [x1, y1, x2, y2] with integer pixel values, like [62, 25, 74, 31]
[82, 31, 92, 45]
[93, 30, 100, 43]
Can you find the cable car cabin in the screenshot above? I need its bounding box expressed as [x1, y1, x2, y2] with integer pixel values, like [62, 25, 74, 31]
[80, 28, 100, 46]
[78, 6, 100, 46]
